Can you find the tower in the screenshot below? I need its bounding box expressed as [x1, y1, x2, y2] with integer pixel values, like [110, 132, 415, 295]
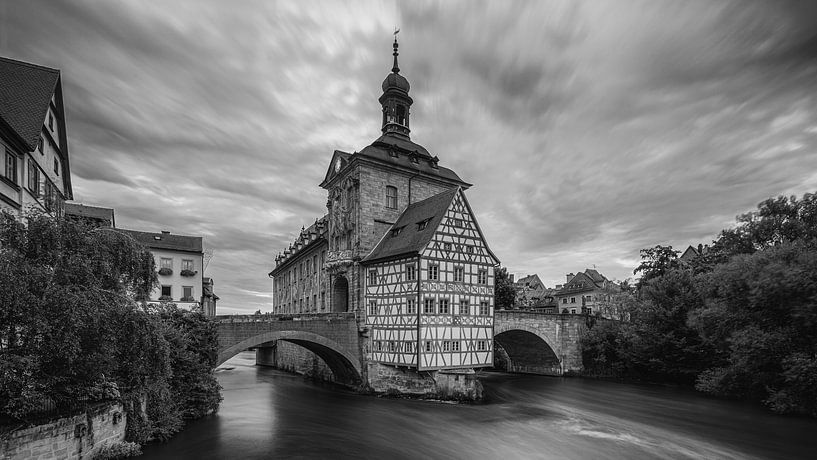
[379, 38, 413, 139]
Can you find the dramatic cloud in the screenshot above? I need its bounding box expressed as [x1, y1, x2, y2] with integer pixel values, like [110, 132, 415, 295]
[2, 0, 816, 312]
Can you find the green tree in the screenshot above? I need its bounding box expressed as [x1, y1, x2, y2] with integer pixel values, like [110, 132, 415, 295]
[494, 267, 516, 309]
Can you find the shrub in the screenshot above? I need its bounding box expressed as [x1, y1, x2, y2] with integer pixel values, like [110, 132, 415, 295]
[91, 441, 142, 459]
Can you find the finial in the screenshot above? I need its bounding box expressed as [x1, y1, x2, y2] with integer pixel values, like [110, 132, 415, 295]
[392, 28, 400, 74]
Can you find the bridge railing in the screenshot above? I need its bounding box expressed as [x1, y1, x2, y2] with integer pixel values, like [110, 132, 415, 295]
[213, 312, 356, 323]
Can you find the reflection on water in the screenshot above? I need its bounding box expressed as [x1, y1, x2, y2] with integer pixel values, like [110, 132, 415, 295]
[142, 352, 817, 459]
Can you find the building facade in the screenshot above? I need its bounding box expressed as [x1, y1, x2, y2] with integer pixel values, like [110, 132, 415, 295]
[270, 39, 499, 376]
[0, 57, 73, 216]
[514, 273, 547, 308]
[117, 229, 214, 315]
[555, 269, 619, 315]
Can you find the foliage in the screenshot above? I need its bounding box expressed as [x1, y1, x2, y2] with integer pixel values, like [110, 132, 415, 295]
[180, 269, 196, 277]
[0, 211, 221, 440]
[91, 441, 142, 460]
[633, 245, 680, 288]
[494, 267, 516, 309]
[158, 267, 173, 276]
[582, 191, 817, 416]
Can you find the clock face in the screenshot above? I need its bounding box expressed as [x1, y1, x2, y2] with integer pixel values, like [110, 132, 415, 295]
[334, 159, 342, 173]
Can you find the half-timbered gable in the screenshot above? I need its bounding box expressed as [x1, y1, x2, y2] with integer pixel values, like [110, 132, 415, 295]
[363, 187, 499, 371]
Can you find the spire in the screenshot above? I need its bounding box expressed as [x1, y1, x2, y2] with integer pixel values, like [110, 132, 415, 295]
[392, 36, 400, 74]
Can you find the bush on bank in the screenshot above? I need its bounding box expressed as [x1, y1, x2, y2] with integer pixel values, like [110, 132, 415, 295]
[0, 211, 221, 441]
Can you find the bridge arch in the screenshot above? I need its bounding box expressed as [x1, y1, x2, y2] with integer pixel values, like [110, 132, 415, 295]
[217, 330, 362, 384]
[493, 323, 562, 376]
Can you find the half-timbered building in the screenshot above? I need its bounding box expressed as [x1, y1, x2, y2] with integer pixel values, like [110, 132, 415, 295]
[269, 37, 499, 387]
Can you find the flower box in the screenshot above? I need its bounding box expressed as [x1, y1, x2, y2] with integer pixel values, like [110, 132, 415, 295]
[158, 267, 173, 276]
[180, 269, 197, 277]
[180, 296, 195, 302]
[158, 295, 172, 301]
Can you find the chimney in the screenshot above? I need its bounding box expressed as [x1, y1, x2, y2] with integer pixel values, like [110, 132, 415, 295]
[161, 230, 170, 235]
[698, 243, 703, 254]
[566, 273, 573, 283]
[509, 274, 515, 283]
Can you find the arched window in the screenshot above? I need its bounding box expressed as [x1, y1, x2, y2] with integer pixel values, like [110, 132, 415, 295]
[396, 104, 407, 126]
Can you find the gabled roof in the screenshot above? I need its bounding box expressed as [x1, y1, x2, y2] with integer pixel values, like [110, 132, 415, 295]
[556, 269, 613, 296]
[362, 188, 458, 263]
[115, 229, 203, 253]
[320, 150, 353, 187]
[516, 274, 544, 288]
[0, 57, 60, 150]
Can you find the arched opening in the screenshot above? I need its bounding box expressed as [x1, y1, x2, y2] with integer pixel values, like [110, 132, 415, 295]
[217, 330, 362, 386]
[332, 275, 349, 312]
[494, 329, 562, 376]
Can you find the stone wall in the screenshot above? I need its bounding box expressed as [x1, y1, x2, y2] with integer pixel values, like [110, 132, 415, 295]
[256, 341, 335, 383]
[0, 402, 126, 460]
[494, 312, 587, 375]
[367, 363, 483, 400]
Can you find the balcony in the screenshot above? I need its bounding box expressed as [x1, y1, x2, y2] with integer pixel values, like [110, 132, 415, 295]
[325, 249, 354, 267]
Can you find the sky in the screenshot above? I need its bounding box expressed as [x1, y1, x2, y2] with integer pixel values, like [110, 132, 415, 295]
[2, 0, 817, 313]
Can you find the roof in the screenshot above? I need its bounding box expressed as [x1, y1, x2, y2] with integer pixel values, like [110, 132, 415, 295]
[321, 134, 470, 189]
[0, 57, 60, 150]
[115, 229, 203, 253]
[556, 269, 613, 296]
[64, 202, 115, 225]
[516, 274, 544, 288]
[363, 188, 458, 263]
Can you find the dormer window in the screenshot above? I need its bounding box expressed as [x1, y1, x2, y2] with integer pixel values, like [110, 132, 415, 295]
[48, 114, 54, 131]
[417, 218, 431, 231]
[391, 226, 404, 237]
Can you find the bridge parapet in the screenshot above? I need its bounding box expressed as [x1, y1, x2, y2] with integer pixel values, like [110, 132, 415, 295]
[493, 310, 587, 375]
[214, 312, 356, 324]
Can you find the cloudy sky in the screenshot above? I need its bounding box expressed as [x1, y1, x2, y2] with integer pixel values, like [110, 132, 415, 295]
[3, 1, 817, 313]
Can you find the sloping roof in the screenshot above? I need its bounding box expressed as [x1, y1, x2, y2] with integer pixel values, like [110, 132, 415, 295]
[584, 269, 607, 284]
[115, 229, 203, 253]
[516, 274, 543, 288]
[0, 57, 60, 150]
[64, 202, 115, 225]
[363, 188, 458, 263]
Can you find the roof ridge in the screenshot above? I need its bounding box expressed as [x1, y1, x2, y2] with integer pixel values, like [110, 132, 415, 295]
[0, 56, 60, 74]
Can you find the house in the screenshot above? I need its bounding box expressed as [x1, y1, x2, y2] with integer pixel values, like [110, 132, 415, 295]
[555, 268, 619, 315]
[514, 274, 546, 308]
[116, 228, 214, 315]
[0, 57, 73, 215]
[270, 38, 499, 374]
[680, 244, 708, 265]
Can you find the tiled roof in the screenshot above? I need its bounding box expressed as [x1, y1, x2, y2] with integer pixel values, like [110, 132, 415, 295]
[363, 188, 458, 263]
[0, 57, 60, 150]
[115, 229, 203, 253]
[358, 134, 468, 185]
[64, 202, 115, 224]
[556, 269, 612, 296]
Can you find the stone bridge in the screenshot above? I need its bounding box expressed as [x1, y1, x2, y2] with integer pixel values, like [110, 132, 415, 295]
[214, 312, 364, 386]
[493, 311, 587, 376]
[214, 311, 588, 384]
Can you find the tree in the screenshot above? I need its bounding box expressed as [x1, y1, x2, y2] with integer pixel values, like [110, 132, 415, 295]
[494, 267, 516, 309]
[633, 245, 680, 288]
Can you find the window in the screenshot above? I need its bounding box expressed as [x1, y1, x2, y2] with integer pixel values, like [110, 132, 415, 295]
[425, 341, 432, 352]
[452, 341, 460, 352]
[391, 227, 401, 237]
[406, 342, 414, 353]
[313, 255, 318, 274]
[454, 267, 464, 282]
[439, 299, 449, 314]
[424, 298, 435, 314]
[453, 218, 462, 227]
[386, 186, 397, 209]
[477, 270, 487, 284]
[443, 341, 450, 352]
[182, 286, 193, 299]
[37, 136, 44, 153]
[562, 298, 568, 304]
[368, 269, 378, 286]
[407, 298, 416, 314]
[305, 260, 310, 275]
[48, 114, 54, 131]
[161, 285, 172, 297]
[53, 158, 59, 176]
[478, 340, 487, 351]
[28, 159, 39, 196]
[466, 245, 473, 254]
[160, 258, 173, 269]
[459, 299, 469, 315]
[571, 308, 577, 314]
[417, 219, 430, 231]
[586, 307, 592, 314]
[406, 264, 416, 281]
[428, 264, 439, 280]
[369, 300, 377, 316]
[443, 242, 451, 251]
[586, 295, 593, 302]
[479, 301, 489, 316]
[570, 297, 576, 304]
[5, 152, 16, 183]
[182, 259, 194, 271]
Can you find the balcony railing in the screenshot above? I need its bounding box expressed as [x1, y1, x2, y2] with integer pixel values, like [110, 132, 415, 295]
[325, 249, 354, 265]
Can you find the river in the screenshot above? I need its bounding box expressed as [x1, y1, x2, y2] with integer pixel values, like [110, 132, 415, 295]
[142, 352, 817, 459]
